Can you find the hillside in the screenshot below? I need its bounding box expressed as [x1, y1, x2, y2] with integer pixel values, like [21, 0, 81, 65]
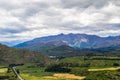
[91, 45, 120, 56]
[41, 45, 120, 57]
[14, 33, 120, 51]
[0, 44, 49, 66]
[40, 45, 96, 57]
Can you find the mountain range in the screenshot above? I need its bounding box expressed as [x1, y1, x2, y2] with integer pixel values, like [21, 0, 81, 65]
[0, 33, 119, 63]
[14, 33, 120, 49]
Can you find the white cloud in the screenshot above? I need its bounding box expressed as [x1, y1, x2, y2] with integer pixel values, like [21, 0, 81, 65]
[0, 0, 120, 45]
[109, 17, 120, 23]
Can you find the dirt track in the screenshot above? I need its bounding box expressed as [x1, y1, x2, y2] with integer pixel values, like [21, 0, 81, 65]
[88, 67, 120, 71]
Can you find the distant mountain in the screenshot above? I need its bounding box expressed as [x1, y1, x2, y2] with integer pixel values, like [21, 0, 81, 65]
[0, 44, 49, 66]
[14, 33, 120, 50]
[1, 40, 23, 47]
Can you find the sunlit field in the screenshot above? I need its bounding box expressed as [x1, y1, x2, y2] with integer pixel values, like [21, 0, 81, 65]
[21, 73, 85, 80]
[18, 65, 120, 80]
[0, 67, 7, 76]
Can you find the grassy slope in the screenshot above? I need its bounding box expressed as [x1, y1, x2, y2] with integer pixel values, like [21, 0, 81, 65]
[0, 44, 49, 66]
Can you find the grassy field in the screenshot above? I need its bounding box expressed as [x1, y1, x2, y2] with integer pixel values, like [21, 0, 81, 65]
[21, 73, 85, 80]
[0, 67, 7, 76]
[0, 68, 7, 73]
[59, 56, 120, 68]
[0, 66, 120, 80]
[19, 67, 54, 77]
[17, 55, 120, 80]
[18, 66, 85, 80]
[1, 55, 120, 80]
[86, 70, 120, 80]
[18, 65, 120, 80]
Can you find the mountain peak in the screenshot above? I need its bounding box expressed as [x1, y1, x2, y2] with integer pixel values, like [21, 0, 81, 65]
[14, 33, 120, 50]
[58, 33, 65, 36]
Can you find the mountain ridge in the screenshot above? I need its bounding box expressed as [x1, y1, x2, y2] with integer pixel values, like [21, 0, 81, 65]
[14, 33, 120, 50]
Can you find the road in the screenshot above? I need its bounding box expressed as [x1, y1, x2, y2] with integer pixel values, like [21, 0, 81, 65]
[11, 67, 24, 80]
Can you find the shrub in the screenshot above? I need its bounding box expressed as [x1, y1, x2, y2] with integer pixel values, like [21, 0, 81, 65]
[117, 69, 120, 72]
[45, 64, 71, 73]
[113, 63, 119, 66]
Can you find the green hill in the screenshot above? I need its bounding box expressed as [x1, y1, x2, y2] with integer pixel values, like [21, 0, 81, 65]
[0, 44, 49, 66]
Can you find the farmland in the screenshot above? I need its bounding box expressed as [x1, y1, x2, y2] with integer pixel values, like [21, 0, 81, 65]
[0, 44, 120, 80]
[15, 55, 120, 80]
[0, 55, 120, 80]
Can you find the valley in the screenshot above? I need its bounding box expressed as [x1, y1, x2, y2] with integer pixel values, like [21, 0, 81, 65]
[0, 0, 120, 79]
[0, 34, 120, 80]
[0, 55, 120, 80]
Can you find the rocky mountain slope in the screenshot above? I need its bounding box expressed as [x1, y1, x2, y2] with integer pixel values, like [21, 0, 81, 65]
[14, 33, 120, 50]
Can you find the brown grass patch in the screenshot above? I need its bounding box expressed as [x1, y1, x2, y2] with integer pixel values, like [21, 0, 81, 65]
[43, 73, 85, 80]
[0, 68, 7, 73]
[89, 67, 120, 71]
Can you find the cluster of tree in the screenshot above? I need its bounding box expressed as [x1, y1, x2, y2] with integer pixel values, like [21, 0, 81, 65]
[45, 64, 71, 73]
[0, 76, 9, 79]
[45, 63, 89, 76]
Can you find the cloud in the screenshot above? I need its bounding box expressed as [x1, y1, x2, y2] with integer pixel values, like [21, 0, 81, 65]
[61, 0, 107, 9]
[0, 0, 120, 45]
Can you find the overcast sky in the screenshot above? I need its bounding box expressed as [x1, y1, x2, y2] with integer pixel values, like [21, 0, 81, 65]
[0, 0, 120, 45]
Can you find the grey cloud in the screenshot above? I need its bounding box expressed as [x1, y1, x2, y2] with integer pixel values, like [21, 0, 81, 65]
[0, 0, 21, 10]
[58, 23, 120, 33]
[60, 0, 109, 9]
[11, 2, 50, 21]
[0, 23, 30, 34]
[0, 28, 26, 34]
[99, 23, 120, 30]
[0, 0, 119, 44]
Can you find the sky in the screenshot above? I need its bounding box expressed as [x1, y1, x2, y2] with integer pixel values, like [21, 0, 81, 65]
[0, 0, 120, 46]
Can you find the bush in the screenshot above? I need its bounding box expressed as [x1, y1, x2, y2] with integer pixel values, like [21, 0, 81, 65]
[0, 76, 9, 79]
[113, 63, 119, 66]
[117, 69, 120, 72]
[45, 64, 71, 73]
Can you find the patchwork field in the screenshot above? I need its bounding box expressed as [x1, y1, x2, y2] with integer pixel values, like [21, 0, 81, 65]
[19, 67, 85, 80]
[0, 55, 120, 80]
[18, 66, 120, 80]
[21, 73, 85, 80]
[0, 66, 120, 80]
[44, 73, 85, 80]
